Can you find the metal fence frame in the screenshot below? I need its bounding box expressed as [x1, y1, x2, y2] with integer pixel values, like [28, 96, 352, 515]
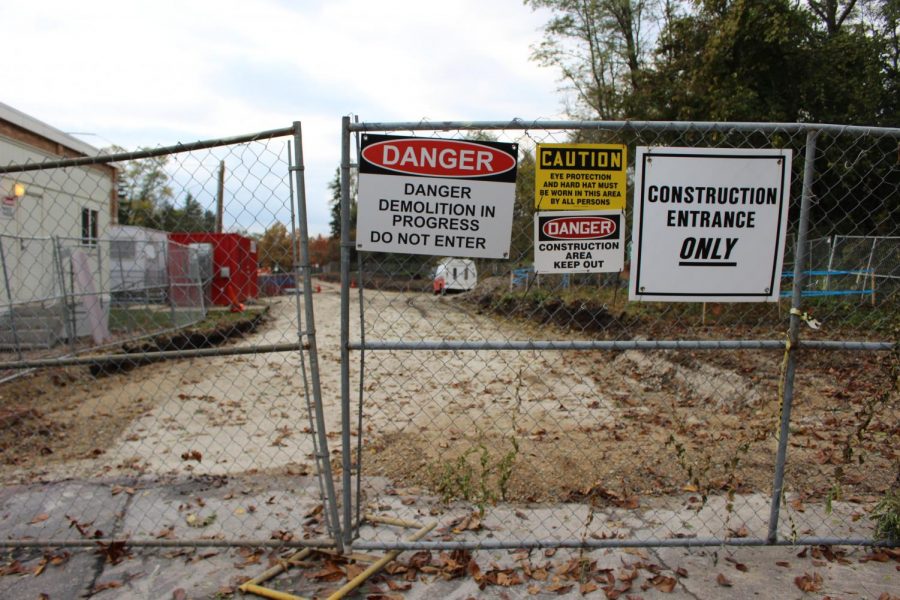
[0, 123, 344, 551]
[339, 118, 900, 552]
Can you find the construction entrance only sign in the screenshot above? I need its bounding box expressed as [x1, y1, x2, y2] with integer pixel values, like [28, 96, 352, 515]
[356, 134, 518, 258]
[629, 146, 792, 302]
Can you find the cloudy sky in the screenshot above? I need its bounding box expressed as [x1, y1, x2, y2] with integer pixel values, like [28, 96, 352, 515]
[3, 0, 565, 236]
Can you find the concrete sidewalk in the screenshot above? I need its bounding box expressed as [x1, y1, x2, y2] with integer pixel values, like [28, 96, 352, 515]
[0, 478, 896, 599]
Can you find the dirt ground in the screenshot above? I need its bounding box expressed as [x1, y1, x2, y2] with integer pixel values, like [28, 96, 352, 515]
[0, 278, 896, 515]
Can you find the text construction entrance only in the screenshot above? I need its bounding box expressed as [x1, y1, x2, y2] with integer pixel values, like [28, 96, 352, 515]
[629, 146, 792, 302]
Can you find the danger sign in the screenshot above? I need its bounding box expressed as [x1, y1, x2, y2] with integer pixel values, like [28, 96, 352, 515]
[357, 135, 518, 258]
[535, 143, 627, 211]
[629, 147, 792, 302]
[534, 211, 624, 274]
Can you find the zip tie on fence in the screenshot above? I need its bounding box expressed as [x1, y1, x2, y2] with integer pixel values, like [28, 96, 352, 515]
[776, 308, 822, 440]
[789, 307, 822, 330]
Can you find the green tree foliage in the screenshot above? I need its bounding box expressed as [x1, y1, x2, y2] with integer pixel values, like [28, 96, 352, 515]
[529, 0, 898, 236]
[526, 0, 656, 119]
[510, 149, 537, 264]
[111, 147, 174, 227]
[529, 0, 898, 125]
[154, 193, 216, 233]
[328, 166, 356, 240]
[257, 222, 294, 272]
[111, 147, 216, 232]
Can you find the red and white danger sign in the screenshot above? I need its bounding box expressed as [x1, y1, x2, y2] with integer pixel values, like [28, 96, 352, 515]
[356, 134, 518, 258]
[534, 210, 624, 273]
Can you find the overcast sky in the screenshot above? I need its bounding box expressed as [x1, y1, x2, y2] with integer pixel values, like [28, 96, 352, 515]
[2, 0, 564, 236]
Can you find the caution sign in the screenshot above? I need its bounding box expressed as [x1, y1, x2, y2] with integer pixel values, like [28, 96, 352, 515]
[629, 147, 792, 302]
[534, 211, 624, 274]
[535, 144, 627, 211]
[356, 134, 518, 258]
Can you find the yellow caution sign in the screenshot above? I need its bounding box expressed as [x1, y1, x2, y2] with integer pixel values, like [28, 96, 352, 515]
[535, 143, 627, 211]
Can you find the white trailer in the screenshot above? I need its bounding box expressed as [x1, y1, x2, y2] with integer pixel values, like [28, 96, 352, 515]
[433, 257, 477, 294]
[107, 225, 170, 300]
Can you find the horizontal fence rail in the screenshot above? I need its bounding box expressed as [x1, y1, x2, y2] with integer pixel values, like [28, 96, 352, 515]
[340, 118, 899, 573]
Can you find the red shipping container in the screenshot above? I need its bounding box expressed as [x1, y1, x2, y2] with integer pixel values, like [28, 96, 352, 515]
[168, 233, 258, 307]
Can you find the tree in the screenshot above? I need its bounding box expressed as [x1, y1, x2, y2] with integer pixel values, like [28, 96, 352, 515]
[257, 222, 293, 272]
[308, 234, 336, 268]
[328, 166, 357, 263]
[527, 0, 658, 118]
[531, 0, 896, 126]
[154, 193, 216, 232]
[109, 146, 174, 226]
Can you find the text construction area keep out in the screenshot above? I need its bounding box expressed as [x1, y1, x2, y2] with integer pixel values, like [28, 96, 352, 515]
[534, 211, 624, 274]
[534, 143, 627, 211]
[629, 147, 792, 302]
[357, 134, 518, 258]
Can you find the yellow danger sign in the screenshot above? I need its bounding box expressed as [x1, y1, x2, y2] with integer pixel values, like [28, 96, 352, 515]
[535, 143, 627, 210]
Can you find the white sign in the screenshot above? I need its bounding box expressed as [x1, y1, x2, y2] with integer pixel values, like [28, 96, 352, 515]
[629, 147, 792, 302]
[357, 134, 518, 258]
[534, 211, 624, 273]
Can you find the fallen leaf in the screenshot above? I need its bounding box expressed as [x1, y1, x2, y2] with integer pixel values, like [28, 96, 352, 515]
[650, 574, 677, 592]
[173, 589, 187, 600]
[775, 561, 790, 568]
[29, 514, 50, 525]
[310, 560, 346, 582]
[96, 540, 130, 565]
[580, 581, 599, 594]
[408, 550, 432, 570]
[794, 572, 822, 592]
[494, 570, 522, 587]
[92, 580, 123, 593]
[727, 526, 749, 538]
[675, 567, 688, 577]
[716, 573, 732, 587]
[545, 581, 573, 594]
[0, 561, 30, 576]
[185, 513, 216, 528]
[345, 563, 365, 579]
[180, 450, 202, 462]
[386, 580, 412, 591]
[467, 559, 486, 589]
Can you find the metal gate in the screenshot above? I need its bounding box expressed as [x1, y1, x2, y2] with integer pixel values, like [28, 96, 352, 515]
[0, 124, 342, 551]
[339, 118, 899, 554]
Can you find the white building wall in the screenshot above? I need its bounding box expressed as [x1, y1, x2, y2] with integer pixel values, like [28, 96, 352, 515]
[0, 124, 112, 309]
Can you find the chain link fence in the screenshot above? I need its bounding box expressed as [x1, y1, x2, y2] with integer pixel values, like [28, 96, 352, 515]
[0, 124, 340, 551]
[339, 120, 899, 561]
[0, 117, 895, 596]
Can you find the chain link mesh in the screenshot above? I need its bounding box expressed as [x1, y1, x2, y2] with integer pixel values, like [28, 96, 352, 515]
[343, 122, 899, 557]
[0, 128, 337, 548]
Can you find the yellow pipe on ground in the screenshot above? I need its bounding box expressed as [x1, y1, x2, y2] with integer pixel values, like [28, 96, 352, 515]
[325, 521, 437, 600]
[239, 548, 314, 592]
[240, 582, 308, 600]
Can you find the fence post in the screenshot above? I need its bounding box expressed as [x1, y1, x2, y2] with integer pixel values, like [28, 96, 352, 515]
[864, 237, 877, 304]
[291, 121, 344, 553]
[768, 129, 818, 543]
[339, 116, 354, 549]
[0, 236, 22, 359]
[52, 237, 76, 352]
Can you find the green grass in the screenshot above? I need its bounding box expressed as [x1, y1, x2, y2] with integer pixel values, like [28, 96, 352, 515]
[109, 305, 264, 334]
[109, 307, 177, 332]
